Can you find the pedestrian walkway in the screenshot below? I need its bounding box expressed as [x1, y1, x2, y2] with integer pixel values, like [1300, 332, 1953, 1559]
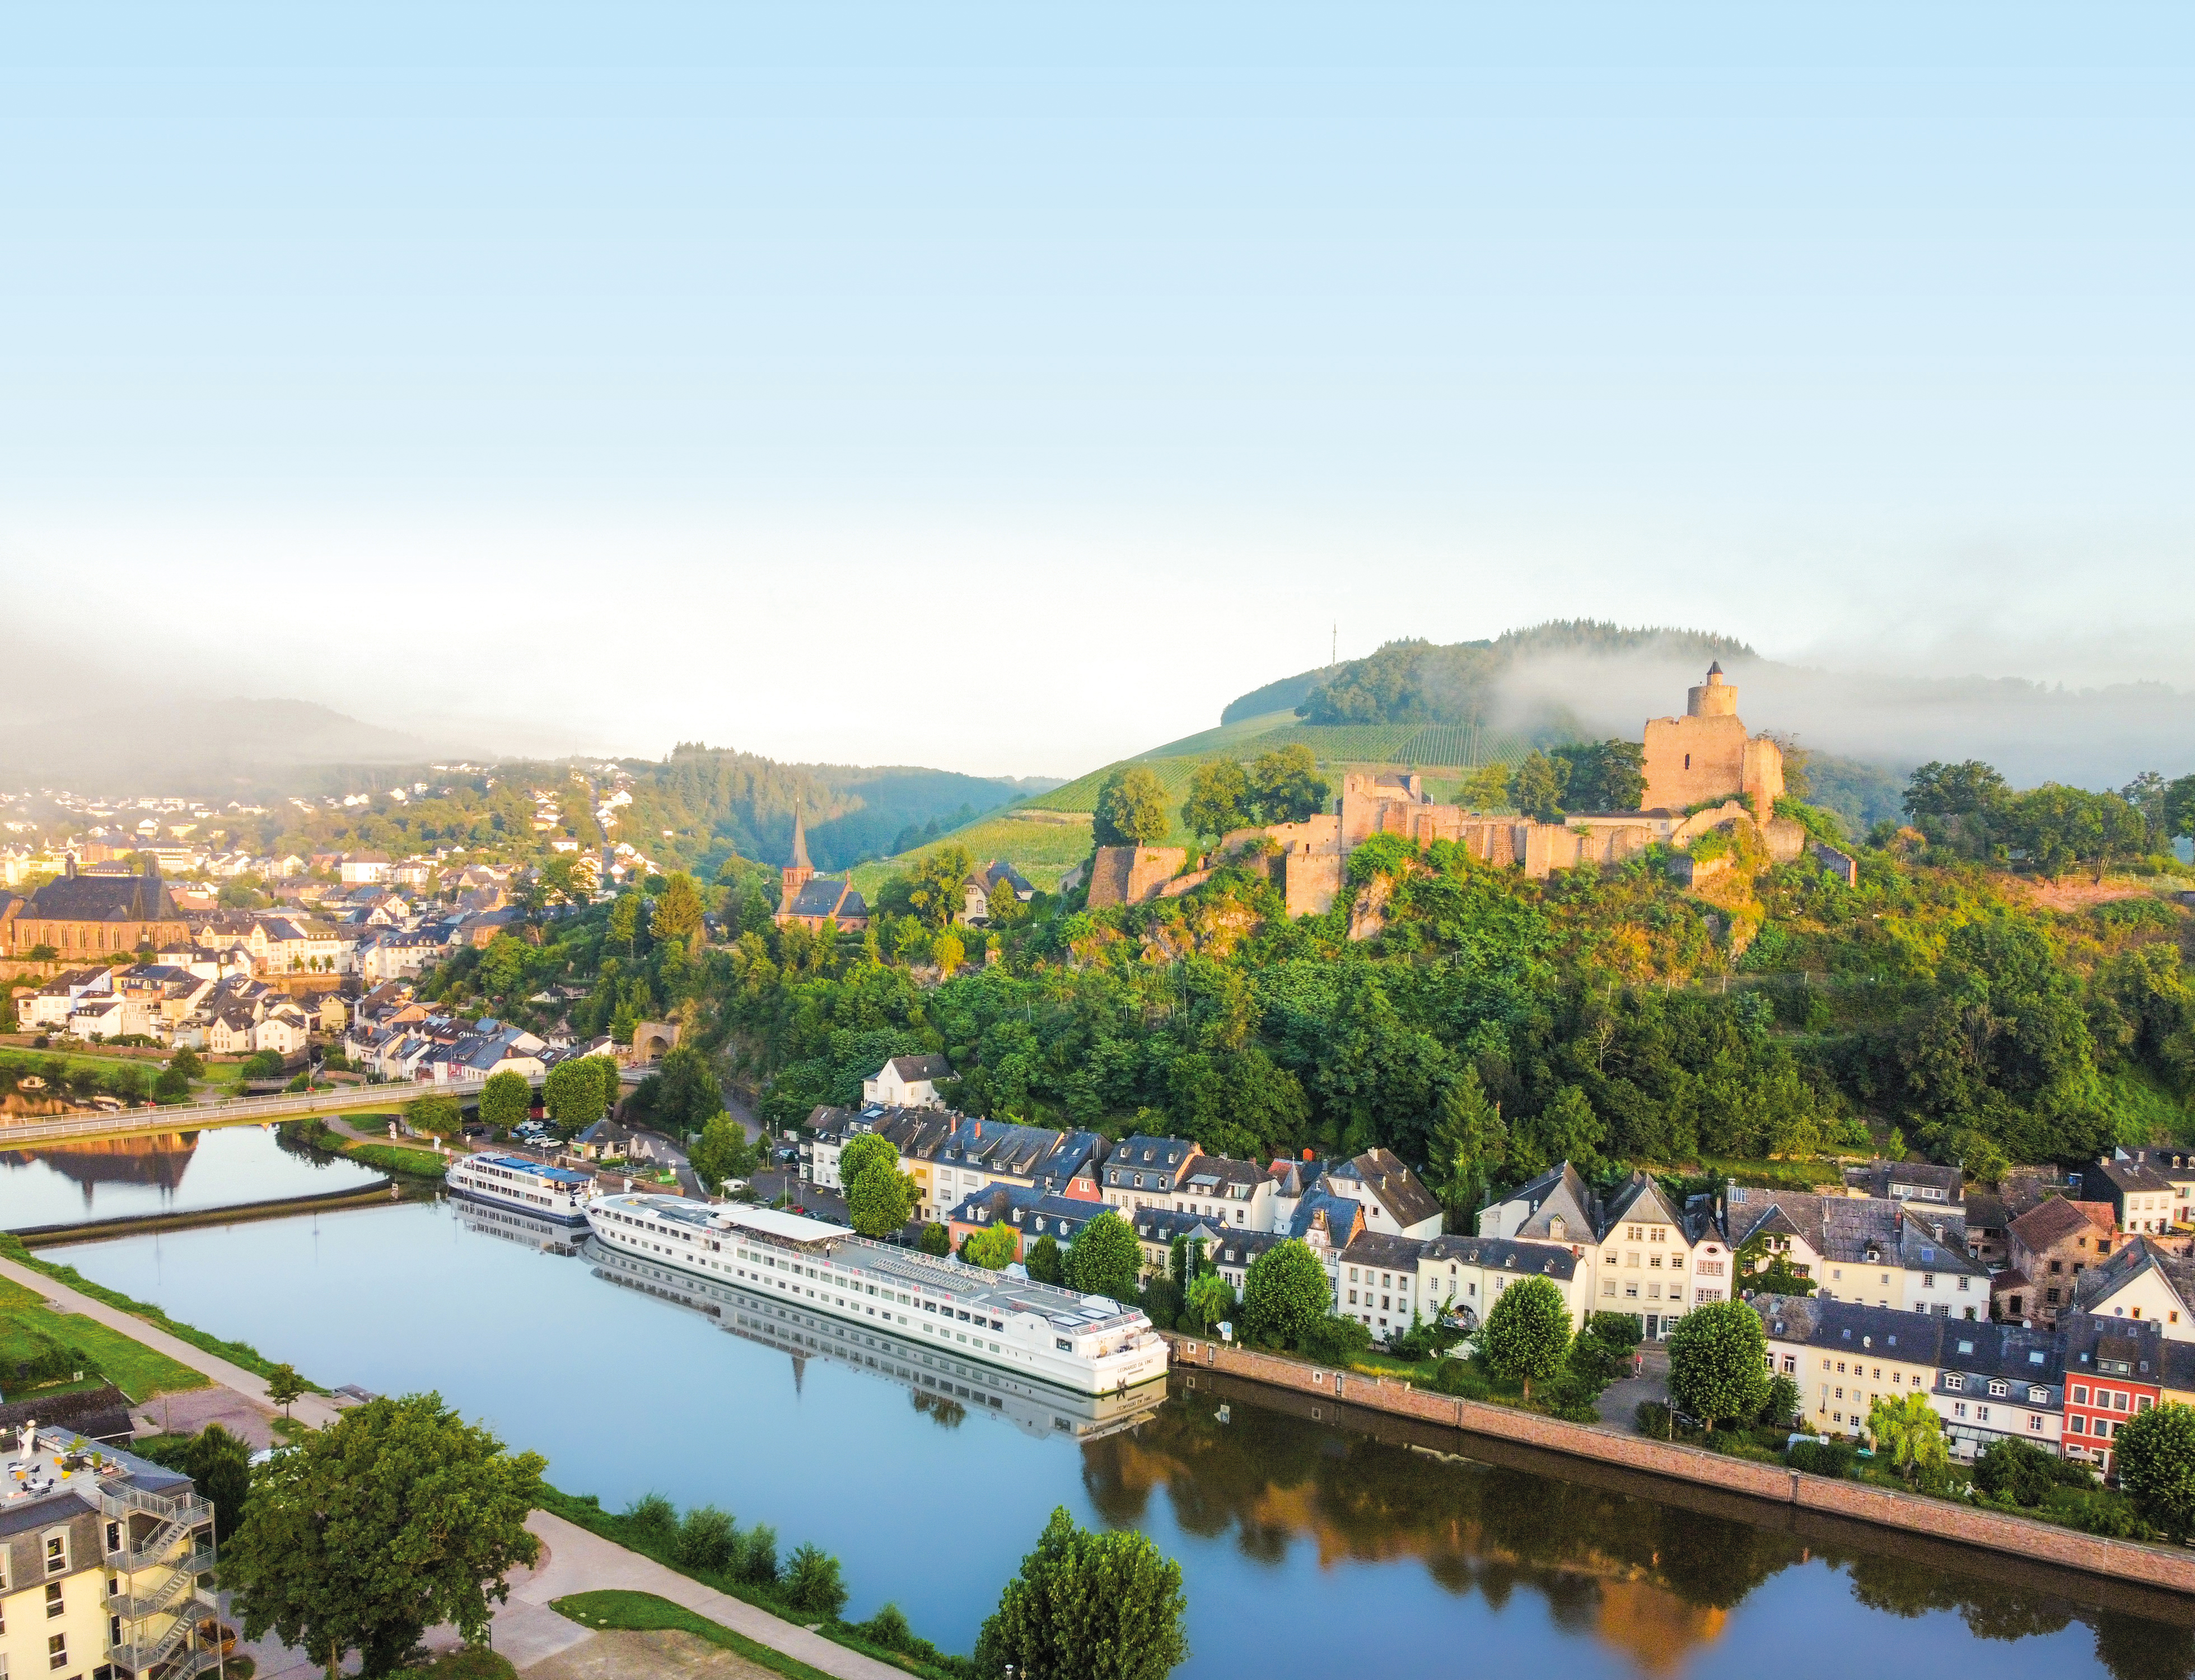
[489, 1511, 909, 1680]
[0, 1252, 345, 1430]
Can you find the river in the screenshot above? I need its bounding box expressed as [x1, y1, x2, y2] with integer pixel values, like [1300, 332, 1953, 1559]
[16, 1138, 2192, 1679]
[0, 1122, 384, 1228]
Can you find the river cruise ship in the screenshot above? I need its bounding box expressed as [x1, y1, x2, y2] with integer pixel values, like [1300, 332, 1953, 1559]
[447, 1151, 594, 1222]
[586, 1193, 1169, 1397]
[587, 1238, 1165, 1440]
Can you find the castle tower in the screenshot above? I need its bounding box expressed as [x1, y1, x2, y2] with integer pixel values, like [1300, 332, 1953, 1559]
[1687, 661, 1739, 718]
[1642, 662, 1782, 819]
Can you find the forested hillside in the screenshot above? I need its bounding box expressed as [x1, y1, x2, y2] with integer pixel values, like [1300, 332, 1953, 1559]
[436, 763, 2195, 1212]
[199, 744, 1044, 877]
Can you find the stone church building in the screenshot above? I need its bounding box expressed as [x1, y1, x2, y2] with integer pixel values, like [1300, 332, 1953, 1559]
[0, 857, 192, 958]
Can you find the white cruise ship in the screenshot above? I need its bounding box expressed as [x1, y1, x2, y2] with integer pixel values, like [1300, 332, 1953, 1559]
[448, 1151, 595, 1222]
[588, 1239, 1166, 1440]
[586, 1194, 1170, 1397]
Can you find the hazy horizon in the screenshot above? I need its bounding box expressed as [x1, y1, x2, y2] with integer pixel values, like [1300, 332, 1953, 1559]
[7, 6, 2193, 782]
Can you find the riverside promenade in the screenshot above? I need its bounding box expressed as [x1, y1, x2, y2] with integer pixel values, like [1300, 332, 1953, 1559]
[1165, 1331, 2195, 1597]
[235, 1510, 909, 1680]
[0, 1250, 347, 1431]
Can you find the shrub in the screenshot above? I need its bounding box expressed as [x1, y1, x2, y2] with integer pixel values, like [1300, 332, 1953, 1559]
[1635, 1401, 1675, 1439]
[739, 1523, 779, 1584]
[782, 1542, 848, 1619]
[1585, 1312, 1643, 1351]
[1297, 1314, 1374, 1367]
[1973, 1437, 2090, 1508]
[1787, 1439, 1856, 1479]
[1139, 1276, 1183, 1333]
[672, 1505, 739, 1572]
[852, 1603, 937, 1660]
[918, 1222, 951, 1257]
[1432, 1357, 1486, 1398]
[1761, 1374, 1800, 1429]
[623, 1492, 678, 1544]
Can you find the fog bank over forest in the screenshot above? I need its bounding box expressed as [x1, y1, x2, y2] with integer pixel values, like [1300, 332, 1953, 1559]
[1245, 624, 2195, 791]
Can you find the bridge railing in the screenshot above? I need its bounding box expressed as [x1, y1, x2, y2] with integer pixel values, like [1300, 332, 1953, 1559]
[0, 1076, 505, 1146]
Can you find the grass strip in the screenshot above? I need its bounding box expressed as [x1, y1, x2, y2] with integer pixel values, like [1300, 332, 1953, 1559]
[537, 1488, 959, 1679]
[551, 1592, 840, 1680]
[0, 1232, 320, 1391]
[0, 1294, 210, 1401]
[288, 1119, 448, 1180]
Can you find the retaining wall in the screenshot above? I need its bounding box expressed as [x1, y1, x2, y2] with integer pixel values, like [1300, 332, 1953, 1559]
[1164, 1333, 2195, 1595]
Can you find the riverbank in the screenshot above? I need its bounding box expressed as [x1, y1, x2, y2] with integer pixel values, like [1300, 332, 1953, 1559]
[0, 1233, 337, 1414]
[1166, 1332, 2195, 1597]
[11, 1174, 408, 1245]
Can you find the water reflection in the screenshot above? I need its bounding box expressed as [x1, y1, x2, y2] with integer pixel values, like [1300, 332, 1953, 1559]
[46, 1199, 2195, 1680]
[585, 1234, 1166, 1443]
[1, 1123, 382, 1229]
[1100, 1370, 2195, 1679]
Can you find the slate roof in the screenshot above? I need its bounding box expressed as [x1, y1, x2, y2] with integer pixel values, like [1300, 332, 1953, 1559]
[884, 1053, 952, 1082]
[1422, 1233, 1580, 1281]
[2095, 1158, 2178, 1202]
[1332, 1147, 1442, 1230]
[1935, 1320, 2062, 1397]
[1751, 1293, 1949, 1364]
[1104, 1134, 1200, 1194]
[22, 869, 179, 922]
[2072, 1236, 2195, 1318]
[1841, 1157, 1964, 1205]
[786, 876, 856, 918]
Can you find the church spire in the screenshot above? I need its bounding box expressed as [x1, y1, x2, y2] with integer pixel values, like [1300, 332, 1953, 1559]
[790, 802, 812, 871]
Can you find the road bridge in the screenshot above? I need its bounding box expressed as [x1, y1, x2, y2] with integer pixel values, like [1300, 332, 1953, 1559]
[0, 1066, 644, 1149]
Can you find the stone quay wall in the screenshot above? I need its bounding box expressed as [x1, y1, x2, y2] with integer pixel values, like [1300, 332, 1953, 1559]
[1162, 1332, 2195, 1595]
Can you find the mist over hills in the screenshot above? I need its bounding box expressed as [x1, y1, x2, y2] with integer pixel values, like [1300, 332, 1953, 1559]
[1229, 623, 2195, 794]
[0, 697, 444, 796]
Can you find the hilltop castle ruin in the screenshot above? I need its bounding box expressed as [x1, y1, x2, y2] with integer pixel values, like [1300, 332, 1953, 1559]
[1088, 665, 1833, 916]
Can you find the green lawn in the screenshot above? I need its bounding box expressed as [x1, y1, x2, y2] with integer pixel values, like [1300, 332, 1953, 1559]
[1, 1234, 310, 1389]
[550, 1593, 844, 1680]
[847, 808, 1095, 900]
[0, 1273, 210, 1402]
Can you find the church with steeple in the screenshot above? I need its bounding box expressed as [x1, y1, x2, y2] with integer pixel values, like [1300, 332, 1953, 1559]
[773, 805, 870, 932]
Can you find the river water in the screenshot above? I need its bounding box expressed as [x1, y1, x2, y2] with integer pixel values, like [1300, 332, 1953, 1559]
[25, 1149, 2194, 1680]
[0, 1123, 384, 1228]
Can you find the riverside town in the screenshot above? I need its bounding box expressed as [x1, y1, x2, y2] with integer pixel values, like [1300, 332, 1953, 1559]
[11, 654, 2195, 1680]
[11, 13, 2195, 1679]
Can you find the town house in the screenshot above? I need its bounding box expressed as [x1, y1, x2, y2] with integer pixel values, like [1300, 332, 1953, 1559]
[1754, 1295, 1946, 1437]
[1997, 1197, 2118, 1326]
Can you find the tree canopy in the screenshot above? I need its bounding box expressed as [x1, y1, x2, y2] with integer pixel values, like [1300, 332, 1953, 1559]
[224, 1392, 546, 1678]
[478, 1070, 532, 1133]
[1481, 1275, 1571, 1399]
[1094, 767, 1173, 848]
[1063, 1210, 1142, 1301]
[973, 1506, 1188, 1680]
[1240, 1239, 1332, 1349]
[1665, 1300, 1768, 1430]
[2116, 1401, 2195, 1537]
[840, 1133, 917, 1238]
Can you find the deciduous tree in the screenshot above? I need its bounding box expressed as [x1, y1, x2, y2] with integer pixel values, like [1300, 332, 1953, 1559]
[973, 1506, 1187, 1680]
[1667, 1300, 1769, 1430]
[266, 1363, 305, 1418]
[1249, 744, 1330, 825]
[841, 1133, 917, 1238]
[2117, 1401, 2195, 1537]
[1063, 1210, 1142, 1301]
[1240, 1239, 1332, 1349]
[1184, 1272, 1236, 1334]
[1509, 750, 1571, 823]
[478, 1070, 532, 1134]
[1181, 759, 1252, 846]
[543, 1057, 610, 1134]
[224, 1392, 546, 1679]
[965, 1222, 1019, 1270]
[405, 1093, 462, 1138]
[1093, 767, 1172, 848]
[1866, 1391, 1950, 1486]
[1481, 1274, 1571, 1400]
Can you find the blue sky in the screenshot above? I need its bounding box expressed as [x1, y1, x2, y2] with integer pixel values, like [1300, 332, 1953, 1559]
[4, 5, 2192, 774]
